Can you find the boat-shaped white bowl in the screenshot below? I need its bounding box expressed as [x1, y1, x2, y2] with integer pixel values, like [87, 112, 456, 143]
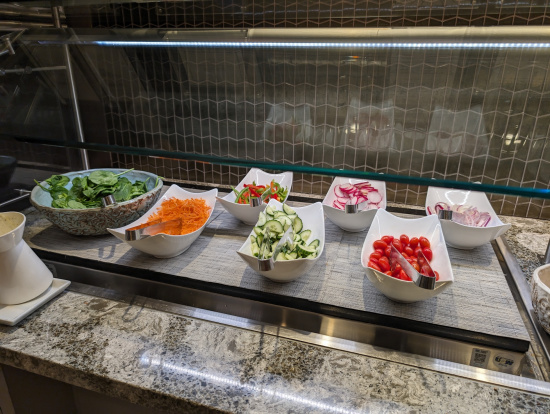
[237, 199, 324, 283]
[322, 177, 386, 232]
[108, 185, 217, 258]
[361, 209, 454, 303]
[217, 168, 293, 225]
[425, 186, 511, 250]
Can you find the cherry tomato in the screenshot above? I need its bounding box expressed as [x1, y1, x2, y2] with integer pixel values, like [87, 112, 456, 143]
[391, 239, 403, 253]
[373, 240, 388, 250]
[375, 248, 385, 255]
[419, 236, 431, 249]
[370, 251, 382, 260]
[368, 261, 381, 272]
[378, 256, 391, 272]
[409, 237, 419, 249]
[422, 247, 433, 261]
[384, 246, 392, 258]
[414, 246, 423, 257]
[381, 235, 394, 244]
[369, 256, 380, 265]
[400, 270, 411, 281]
[434, 271, 440, 281]
[404, 246, 414, 257]
[400, 234, 410, 246]
[420, 265, 433, 277]
[392, 263, 403, 277]
[412, 262, 420, 272]
[384, 270, 393, 276]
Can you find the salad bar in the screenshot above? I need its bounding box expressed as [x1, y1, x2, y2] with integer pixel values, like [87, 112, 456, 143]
[5, 164, 534, 377]
[1, 166, 541, 385]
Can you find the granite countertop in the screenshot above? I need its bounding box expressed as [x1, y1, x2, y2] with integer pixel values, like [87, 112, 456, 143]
[499, 216, 550, 282]
[2, 289, 550, 414]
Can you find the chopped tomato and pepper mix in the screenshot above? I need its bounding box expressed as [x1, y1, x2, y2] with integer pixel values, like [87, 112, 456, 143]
[232, 180, 289, 204]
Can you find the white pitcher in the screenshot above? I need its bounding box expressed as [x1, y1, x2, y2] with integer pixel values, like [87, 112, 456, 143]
[0, 212, 53, 305]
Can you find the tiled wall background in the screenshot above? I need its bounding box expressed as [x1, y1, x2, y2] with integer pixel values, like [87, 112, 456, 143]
[1, 1, 549, 218]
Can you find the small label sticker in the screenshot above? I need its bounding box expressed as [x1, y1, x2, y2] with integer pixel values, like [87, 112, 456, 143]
[45, 263, 57, 278]
[494, 354, 515, 368]
[470, 348, 490, 368]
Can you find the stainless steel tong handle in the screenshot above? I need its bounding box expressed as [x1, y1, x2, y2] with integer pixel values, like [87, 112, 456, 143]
[390, 245, 436, 290]
[249, 188, 273, 207]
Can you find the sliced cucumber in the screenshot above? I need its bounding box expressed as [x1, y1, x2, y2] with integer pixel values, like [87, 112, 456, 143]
[256, 234, 264, 246]
[286, 251, 298, 260]
[264, 220, 284, 233]
[273, 210, 288, 218]
[283, 203, 296, 215]
[276, 252, 287, 261]
[250, 235, 256, 245]
[253, 226, 264, 236]
[293, 233, 301, 242]
[292, 217, 303, 233]
[300, 229, 312, 242]
[256, 212, 267, 227]
[251, 243, 260, 257]
[308, 239, 320, 248]
[297, 243, 317, 257]
[265, 205, 275, 216]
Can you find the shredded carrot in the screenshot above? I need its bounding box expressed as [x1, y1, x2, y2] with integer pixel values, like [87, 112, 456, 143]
[144, 197, 211, 235]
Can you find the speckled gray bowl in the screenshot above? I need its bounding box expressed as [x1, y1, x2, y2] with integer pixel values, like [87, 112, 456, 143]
[30, 168, 162, 236]
[532, 264, 550, 335]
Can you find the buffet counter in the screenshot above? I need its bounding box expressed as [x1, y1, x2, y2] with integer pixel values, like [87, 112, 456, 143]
[1, 194, 550, 413]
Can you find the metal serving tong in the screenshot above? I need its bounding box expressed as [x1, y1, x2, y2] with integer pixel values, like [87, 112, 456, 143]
[344, 200, 368, 214]
[249, 188, 273, 207]
[257, 226, 294, 271]
[125, 218, 182, 241]
[390, 244, 436, 290]
[437, 209, 467, 224]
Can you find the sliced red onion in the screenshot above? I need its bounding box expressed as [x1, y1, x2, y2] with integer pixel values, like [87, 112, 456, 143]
[429, 202, 492, 227]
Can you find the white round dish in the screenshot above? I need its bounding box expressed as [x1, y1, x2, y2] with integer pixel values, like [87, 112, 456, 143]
[425, 186, 511, 250]
[237, 199, 324, 283]
[531, 263, 550, 335]
[217, 168, 293, 225]
[108, 185, 217, 258]
[361, 209, 454, 303]
[322, 176, 386, 232]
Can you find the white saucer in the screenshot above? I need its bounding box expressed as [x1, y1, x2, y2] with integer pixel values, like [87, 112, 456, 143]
[0, 279, 71, 326]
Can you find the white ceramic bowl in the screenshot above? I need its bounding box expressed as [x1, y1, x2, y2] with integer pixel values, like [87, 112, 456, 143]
[361, 209, 454, 303]
[531, 264, 550, 335]
[425, 186, 511, 250]
[108, 185, 217, 258]
[217, 168, 293, 225]
[237, 199, 324, 283]
[322, 177, 386, 232]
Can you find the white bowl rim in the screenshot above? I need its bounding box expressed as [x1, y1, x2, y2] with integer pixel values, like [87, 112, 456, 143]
[108, 185, 217, 240]
[31, 168, 162, 212]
